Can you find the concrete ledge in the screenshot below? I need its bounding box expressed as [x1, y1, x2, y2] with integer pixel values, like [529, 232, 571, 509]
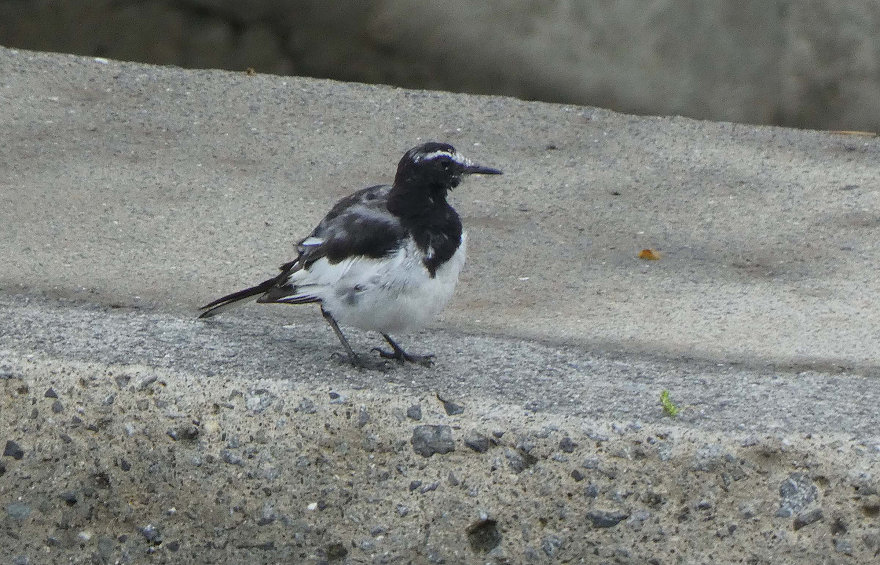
[2, 306, 880, 562]
[1, 48, 880, 562]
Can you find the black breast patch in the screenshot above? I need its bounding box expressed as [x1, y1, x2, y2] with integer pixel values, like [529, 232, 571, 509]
[406, 205, 462, 277]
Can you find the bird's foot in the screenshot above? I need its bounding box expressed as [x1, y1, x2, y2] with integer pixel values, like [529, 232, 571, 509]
[330, 351, 391, 372]
[371, 346, 435, 367]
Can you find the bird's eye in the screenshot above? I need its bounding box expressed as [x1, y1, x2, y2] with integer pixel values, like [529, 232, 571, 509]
[439, 158, 451, 170]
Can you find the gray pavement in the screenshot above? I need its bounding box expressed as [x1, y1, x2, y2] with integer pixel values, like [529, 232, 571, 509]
[3, 48, 879, 375]
[2, 294, 879, 439]
[2, 47, 880, 563]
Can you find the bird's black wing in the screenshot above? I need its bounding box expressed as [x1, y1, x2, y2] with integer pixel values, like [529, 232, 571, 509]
[256, 184, 406, 303]
[199, 184, 403, 316]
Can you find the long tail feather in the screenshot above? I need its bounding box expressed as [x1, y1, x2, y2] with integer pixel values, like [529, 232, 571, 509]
[198, 278, 277, 318]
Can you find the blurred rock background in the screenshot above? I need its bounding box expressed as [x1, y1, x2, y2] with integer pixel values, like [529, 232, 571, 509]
[1, 0, 878, 131]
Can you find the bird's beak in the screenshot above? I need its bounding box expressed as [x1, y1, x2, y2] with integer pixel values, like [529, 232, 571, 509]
[463, 162, 503, 175]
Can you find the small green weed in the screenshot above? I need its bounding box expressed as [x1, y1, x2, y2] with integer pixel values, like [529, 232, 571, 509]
[660, 390, 680, 417]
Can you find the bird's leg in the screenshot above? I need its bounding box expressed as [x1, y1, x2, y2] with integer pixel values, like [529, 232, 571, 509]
[373, 334, 435, 367]
[321, 307, 388, 370]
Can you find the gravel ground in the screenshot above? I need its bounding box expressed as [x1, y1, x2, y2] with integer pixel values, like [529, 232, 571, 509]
[1, 297, 880, 563]
[2, 353, 879, 563]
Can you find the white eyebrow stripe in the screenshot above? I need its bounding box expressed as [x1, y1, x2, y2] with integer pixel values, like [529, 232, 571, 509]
[416, 150, 468, 165]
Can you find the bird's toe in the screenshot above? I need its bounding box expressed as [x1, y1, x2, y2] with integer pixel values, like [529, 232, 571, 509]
[331, 351, 391, 371]
[372, 347, 434, 367]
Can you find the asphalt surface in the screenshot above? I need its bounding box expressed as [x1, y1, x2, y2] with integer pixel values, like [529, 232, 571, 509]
[2, 45, 879, 436]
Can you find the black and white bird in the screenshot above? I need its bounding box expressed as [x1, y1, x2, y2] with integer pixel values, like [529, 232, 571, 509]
[199, 142, 502, 369]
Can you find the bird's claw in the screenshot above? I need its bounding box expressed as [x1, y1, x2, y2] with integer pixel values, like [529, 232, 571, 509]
[371, 347, 435, 367]
[330, 351, 391, 371]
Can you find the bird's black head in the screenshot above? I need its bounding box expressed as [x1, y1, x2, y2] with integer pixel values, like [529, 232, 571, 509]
[394, 142, 502, 196]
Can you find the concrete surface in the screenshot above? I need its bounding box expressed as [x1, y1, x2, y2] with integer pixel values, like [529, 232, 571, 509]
[1, 47, 880, 563]
[3, 1, 880, 131]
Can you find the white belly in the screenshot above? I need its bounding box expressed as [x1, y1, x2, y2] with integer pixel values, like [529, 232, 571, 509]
[301, 234, 467, 334]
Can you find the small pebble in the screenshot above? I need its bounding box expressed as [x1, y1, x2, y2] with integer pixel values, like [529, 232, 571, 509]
[542, 534, 564, 557]
[329, 391, 346, 404]
[411, 425, 454, 458]
[3, 440, 24, 460]
[464, 431, 490, 453]
[137, 375, 158, 390]
[258, 503, 276, 525]
[356, 406, 370, 428]
[6, 502, 31, 520]
[140, 524, 161, 544]
[220, 450, 243, 466]
[559, 437, 577, 453]
[297, 398, 317, 414]
[584, 430, 609, 442]
[582, 457, 599, 469]
[505, 448, 537, 473]
[776, 473, 817, 517]
[440, 397, 464, 415]
[246, 389, 274, 413]
[587, 509, 629, 528]
[833, 538, 853, 555]
[793, 508, 823, 530]
[167, 425, 199, 441]
[0, 369, 18, 380]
